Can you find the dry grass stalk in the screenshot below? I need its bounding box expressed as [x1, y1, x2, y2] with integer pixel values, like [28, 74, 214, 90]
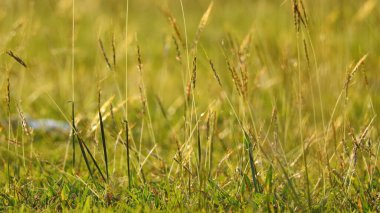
[123, 120, 132, 189]
[197, 122, 201, 172]
[173, 158, 193, 176]
[344, 54, 368, 102]
[363, 67, 370, 88]
[186, 56, 197, 101]
[186, 81, 191, 102]
[6, 50, 27, 68]
[271, 107, 279, 147]
[97, 88, 101, 108]
[16, 103, 32, 137]
[136, 45, 146, 115]
[172, 35, 182, 63]
[225, 33, 239, 53]
[109, 103, 118, 134]
[139, 85, 146, 115]
[206, 113, 211, 143]
[208, 59, 222, 87]
[292, 0, 307, 32]
[299, 0, 309, 25]
[7, 139, 21, 146]
[192, 1, 214, 50]
[136, 45, 143, 73]
[191, 56, 197, 89]
[227, 60, 242, 96]
[240, 65, 248, 98]
[109, 104, 114, 121]
[99, 38, 112, 70]
[161, 9, 185, 48]
[137, 45, 143, 73]
[155, 95, 167, 120]
[239, 32, 252, 54]
[6, 77, 11, 114]
[303, 39, 310, 68]
[112, 33, 116, 69]
[270, 106, 289, 167]
[206, 111, 216, 177]
[222, 33, 251, 97]
[238, 32, 252, 98]
[348, 127, 359, 168]
[174, 135, 183, 164]
[352, 118, 376, 158]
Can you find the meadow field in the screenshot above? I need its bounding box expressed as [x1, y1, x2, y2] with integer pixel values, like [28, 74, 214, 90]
[1, 0, 379, 211]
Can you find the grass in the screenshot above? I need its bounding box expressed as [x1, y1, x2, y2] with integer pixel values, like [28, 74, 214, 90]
[1, 0, 380, 211]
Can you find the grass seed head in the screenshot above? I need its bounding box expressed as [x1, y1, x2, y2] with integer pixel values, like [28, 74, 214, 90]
[98, 38, 112, 70]
[16, 103, 32, 137]
[209, 59, 222, 87]
[172, 35, 182, 63]
[192, 1, 214, 50]
[191, 56, 197, 89]
[6, 50, 27, 68]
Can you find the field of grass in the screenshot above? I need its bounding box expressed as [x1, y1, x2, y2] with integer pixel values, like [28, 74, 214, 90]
[1, 0, 380, 211]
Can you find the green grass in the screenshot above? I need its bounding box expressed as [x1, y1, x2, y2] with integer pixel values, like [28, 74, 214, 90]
[1, 0, 380, 211]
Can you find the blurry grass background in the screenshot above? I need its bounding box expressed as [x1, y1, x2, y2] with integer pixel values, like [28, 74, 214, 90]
[1, 0, 379, 116]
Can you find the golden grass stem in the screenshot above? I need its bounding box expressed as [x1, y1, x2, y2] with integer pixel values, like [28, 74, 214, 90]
[125, 120, 131, 189]
[125, 0, 129, 121]
[71, 0, 75, 103]
[294, 0, 311, 209]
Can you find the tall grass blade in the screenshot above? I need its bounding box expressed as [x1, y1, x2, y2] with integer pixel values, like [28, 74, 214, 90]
[71, 102, 76, 167]
[274, 155, 303, 208]
[197, 123, 202, 208]
[79, 135, 106, 183]
[124, 120, 131, 189]
[125, 0, 129, 121]
[265, 165, 274, 211]
[244, 131, 262, 193]
[98, 92, 109, 182]
[112, 33, 116, 70]
[76, 132, 95, 181]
